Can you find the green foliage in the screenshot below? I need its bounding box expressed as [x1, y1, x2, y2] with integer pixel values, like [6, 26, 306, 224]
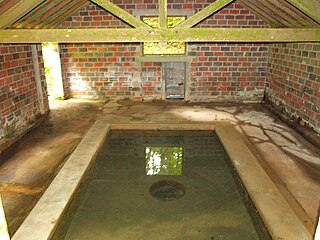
[146, 147, 183, 175]
[142, 17, 186, 55]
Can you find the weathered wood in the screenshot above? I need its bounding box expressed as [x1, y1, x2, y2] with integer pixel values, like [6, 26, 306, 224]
[285, 0, 320, 24]
[267, 0, 315, 26]
[35, 0, 83, 29]
[255, 0, 300, 27]
[91, 0, 149, 28]
[11, 0, 63, 28]
[0, 28, 319, 43]
[177, 0, 234, 28]
[49, 1, 90, 29]
[159, 0, 167, 28]
[0, 0, 46, 29]
[238, 0, 282, 27]
[31, 45, 46, 114]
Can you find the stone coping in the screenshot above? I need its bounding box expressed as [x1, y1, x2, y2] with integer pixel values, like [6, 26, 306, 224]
[11, 122, 311, 240]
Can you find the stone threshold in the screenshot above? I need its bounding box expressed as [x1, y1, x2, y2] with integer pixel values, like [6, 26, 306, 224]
[11, 121, 312, 240]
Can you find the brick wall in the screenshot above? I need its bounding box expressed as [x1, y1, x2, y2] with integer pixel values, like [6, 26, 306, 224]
[59, 1, 269, 102]
[188, 43, 268, 102]
[0, 44, 49, 151]
[266, 43, 320, 133]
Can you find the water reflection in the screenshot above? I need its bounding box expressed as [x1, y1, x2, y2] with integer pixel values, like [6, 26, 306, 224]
[146, 147, 183, 175]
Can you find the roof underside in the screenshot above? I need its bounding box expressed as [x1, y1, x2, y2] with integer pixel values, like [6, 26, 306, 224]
[0, 0, 319, 30]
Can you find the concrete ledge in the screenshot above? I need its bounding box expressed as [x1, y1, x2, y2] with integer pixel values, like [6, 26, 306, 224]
[215, 122, 312, 240]
[12, 120, 110, 240]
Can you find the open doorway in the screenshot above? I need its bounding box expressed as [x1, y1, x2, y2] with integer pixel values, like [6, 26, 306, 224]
[42, 42, 64, 100]
[163, 62, 186, 100]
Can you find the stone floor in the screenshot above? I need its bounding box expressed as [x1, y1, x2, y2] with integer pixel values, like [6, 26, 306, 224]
[0, 99, 319, 237]
[0, 99, 104, 235]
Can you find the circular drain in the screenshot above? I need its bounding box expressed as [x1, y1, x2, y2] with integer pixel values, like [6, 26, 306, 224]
[150, 180, 185, 201]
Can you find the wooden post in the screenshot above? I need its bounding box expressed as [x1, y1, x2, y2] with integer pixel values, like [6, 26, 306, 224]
[159, 0, 167, 28]
[31, 45, 46, 115]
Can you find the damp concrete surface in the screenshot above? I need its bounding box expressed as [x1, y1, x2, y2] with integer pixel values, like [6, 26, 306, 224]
[0, 99, 319, 237]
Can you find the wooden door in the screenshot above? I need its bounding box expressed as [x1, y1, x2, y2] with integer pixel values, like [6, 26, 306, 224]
[164, 62, 186, 99]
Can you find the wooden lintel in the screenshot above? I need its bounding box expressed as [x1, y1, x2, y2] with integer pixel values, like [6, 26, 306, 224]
[91, 0, 149, 28]
[0, 0, 46, 29]
[177, 0, 234, 28]
[0, 28, 319, 43]
[159, 0, 167, 28]
[285, 0, 320, 24]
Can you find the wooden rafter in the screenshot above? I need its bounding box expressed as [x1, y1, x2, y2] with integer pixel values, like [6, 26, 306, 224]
[35, 0, 83, 29]
[91, 0, 150, 28]
[285, 0, 320, 24]
[0, 0, 21, 16]
[0, 28, 319, 43]
[159, 0, 167, 28]
[177, 0, 234, 28]
[238, 0, 281, 27]
[255, 0, 300, 27]
[266, 0, 315, 26]
[0, 0, 46, 29]
[12, 0, 64, 29]
[49, 1, 90, 29]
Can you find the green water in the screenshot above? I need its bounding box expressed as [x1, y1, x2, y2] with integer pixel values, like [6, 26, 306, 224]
[53, 131, 271, 240]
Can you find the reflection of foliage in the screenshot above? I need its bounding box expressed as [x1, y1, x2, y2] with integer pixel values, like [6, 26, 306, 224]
[142, 17, 186, 55]
[146, 147, 183, 175]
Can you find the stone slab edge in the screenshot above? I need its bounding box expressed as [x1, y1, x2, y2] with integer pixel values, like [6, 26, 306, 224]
[11, 120, 110, 240]
[215, 122, 312, 240]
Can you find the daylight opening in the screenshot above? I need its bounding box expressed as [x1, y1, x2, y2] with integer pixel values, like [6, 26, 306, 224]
[42, 42, 64, 100]
[142, 16, 186, 55]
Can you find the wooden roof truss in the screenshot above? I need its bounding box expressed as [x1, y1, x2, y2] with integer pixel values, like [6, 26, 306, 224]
[0, 0, 319, 43]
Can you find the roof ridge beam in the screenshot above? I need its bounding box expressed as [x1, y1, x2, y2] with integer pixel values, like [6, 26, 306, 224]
[176, 0, 234, 28]
[91, 0, 150, 28]
[285, 0, 320, 24]
[0, 0, 46, 29]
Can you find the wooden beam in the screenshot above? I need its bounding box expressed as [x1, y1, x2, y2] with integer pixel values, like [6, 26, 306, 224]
[12, 0, 64, 29]
[0, 28, 319, 43]
[285, 0, 320, 24]
[49, 1, 90, 29]
[0, 0, 46, 29]
[31, 45, 46, 114]
[35, 0, 83, 29]
[159, 0, 167, 28]
[255, 0, 300, 27]
[177, 0, 234, 28]
[91, 0, 149, 28]
[267, 0, 314, 26]
[238, 0, 282, 27]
